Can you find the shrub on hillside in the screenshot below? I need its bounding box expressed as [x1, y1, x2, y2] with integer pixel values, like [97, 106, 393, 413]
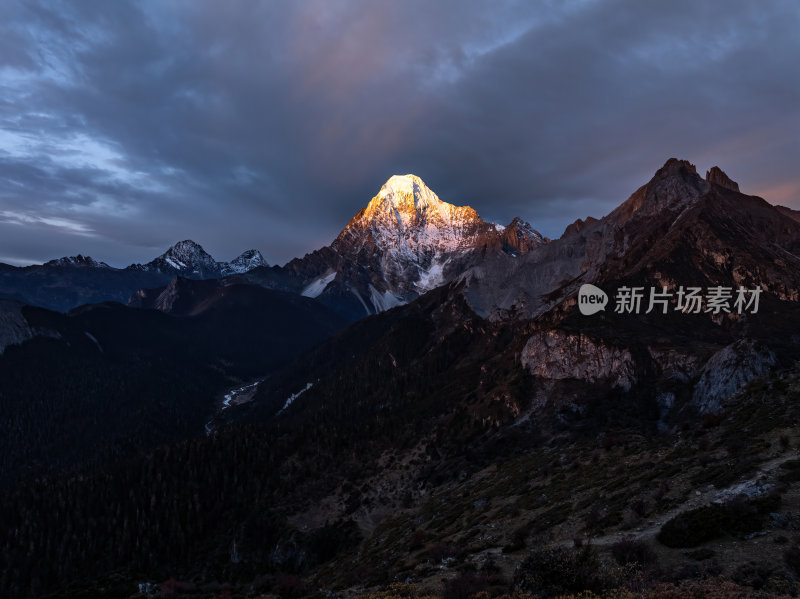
[356, 583, 438, 599]
[610, 537, 658, 566]
[512, 545, 618, 596]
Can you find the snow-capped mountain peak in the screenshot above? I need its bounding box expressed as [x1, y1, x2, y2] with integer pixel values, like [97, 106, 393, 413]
[371, 174, 454, 216]
[130, 241, 266, 278]
[358, 174, 482, 240]
[220, 249, 268, 275]
[155, 240, 218, 275]
[319, 174, 545, 315]
[340, 174, 486, 258]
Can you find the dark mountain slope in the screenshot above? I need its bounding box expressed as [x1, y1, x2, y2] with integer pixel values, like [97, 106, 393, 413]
[0, 288, 345, 486]
[0, 263, 172, 312]
[4, 273, 799, 597]
[0, 241, 267, 312]
[462, 159, 800, 319]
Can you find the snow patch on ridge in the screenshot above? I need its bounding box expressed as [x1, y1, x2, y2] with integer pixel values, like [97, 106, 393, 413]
[415, 259, 448, 292]
[84, 332, 103, 353]
[222, 380, 261, 410]
[302, 272, 336, 298]
[369, 285, 403, 312]
[279, 382, 313, 414]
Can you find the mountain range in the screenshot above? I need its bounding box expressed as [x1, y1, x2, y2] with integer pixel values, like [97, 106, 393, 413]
[3, 159, 800, 598]
[0, 240, 268, 312]
[0, 174, 544, 317]
[5, 164, 800, 323]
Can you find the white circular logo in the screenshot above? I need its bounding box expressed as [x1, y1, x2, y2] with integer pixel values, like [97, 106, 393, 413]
[578, 283, 608, 315]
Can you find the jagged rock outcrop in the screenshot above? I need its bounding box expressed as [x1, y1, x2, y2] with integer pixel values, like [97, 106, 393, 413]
[691, 339, 776, 414]
[521, 329, 636, 390]
[461, 157, 800, 320]
[562, 216, 599, 238]
[500, 217, 546, 254]
[44, 255, 110, 268]
[705, 166, 740, 192]
[607, 158, 709, 223]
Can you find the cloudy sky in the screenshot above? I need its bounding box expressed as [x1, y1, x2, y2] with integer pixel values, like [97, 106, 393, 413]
[1, 0, 799, 267]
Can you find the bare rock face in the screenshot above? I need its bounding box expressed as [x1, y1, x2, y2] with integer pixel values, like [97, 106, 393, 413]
[44, 255, 110, 268]
[521, 329, 636, 390]
[607, 158, 709, 223]
[691, 339, 775, 414]
[776, 205, 800, 223]
[705, 166, 740, 192]
[461, 156, 800, 321]
[562, 216, 599, 238]
[0, 300, 32, 355]
[500, 217, 545, 254]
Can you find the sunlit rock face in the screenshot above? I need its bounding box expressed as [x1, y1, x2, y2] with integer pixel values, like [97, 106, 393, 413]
[521, 329, 636, 391]
[705, 166, 740, 192]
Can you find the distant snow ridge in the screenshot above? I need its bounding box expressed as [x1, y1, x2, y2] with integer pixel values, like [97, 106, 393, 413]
[220, 249, 268, 275]
[302, 272, 336, 298]
[44, 255, 110, 268]
[133, 240, 267, 277]
[159, 240, 218, 274]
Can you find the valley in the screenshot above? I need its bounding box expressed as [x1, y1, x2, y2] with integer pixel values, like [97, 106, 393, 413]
[2, 161, 800, 598]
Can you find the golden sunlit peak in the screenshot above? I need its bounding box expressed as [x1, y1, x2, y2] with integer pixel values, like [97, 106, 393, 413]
[365, 174, 447, 218]
[379, 174, 429, 197]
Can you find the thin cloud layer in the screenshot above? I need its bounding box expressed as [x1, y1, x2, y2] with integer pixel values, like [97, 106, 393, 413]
[1, 0, 798, 266]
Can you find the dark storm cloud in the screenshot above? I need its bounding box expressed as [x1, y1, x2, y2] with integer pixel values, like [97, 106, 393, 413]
[1, 0, 798, 265]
